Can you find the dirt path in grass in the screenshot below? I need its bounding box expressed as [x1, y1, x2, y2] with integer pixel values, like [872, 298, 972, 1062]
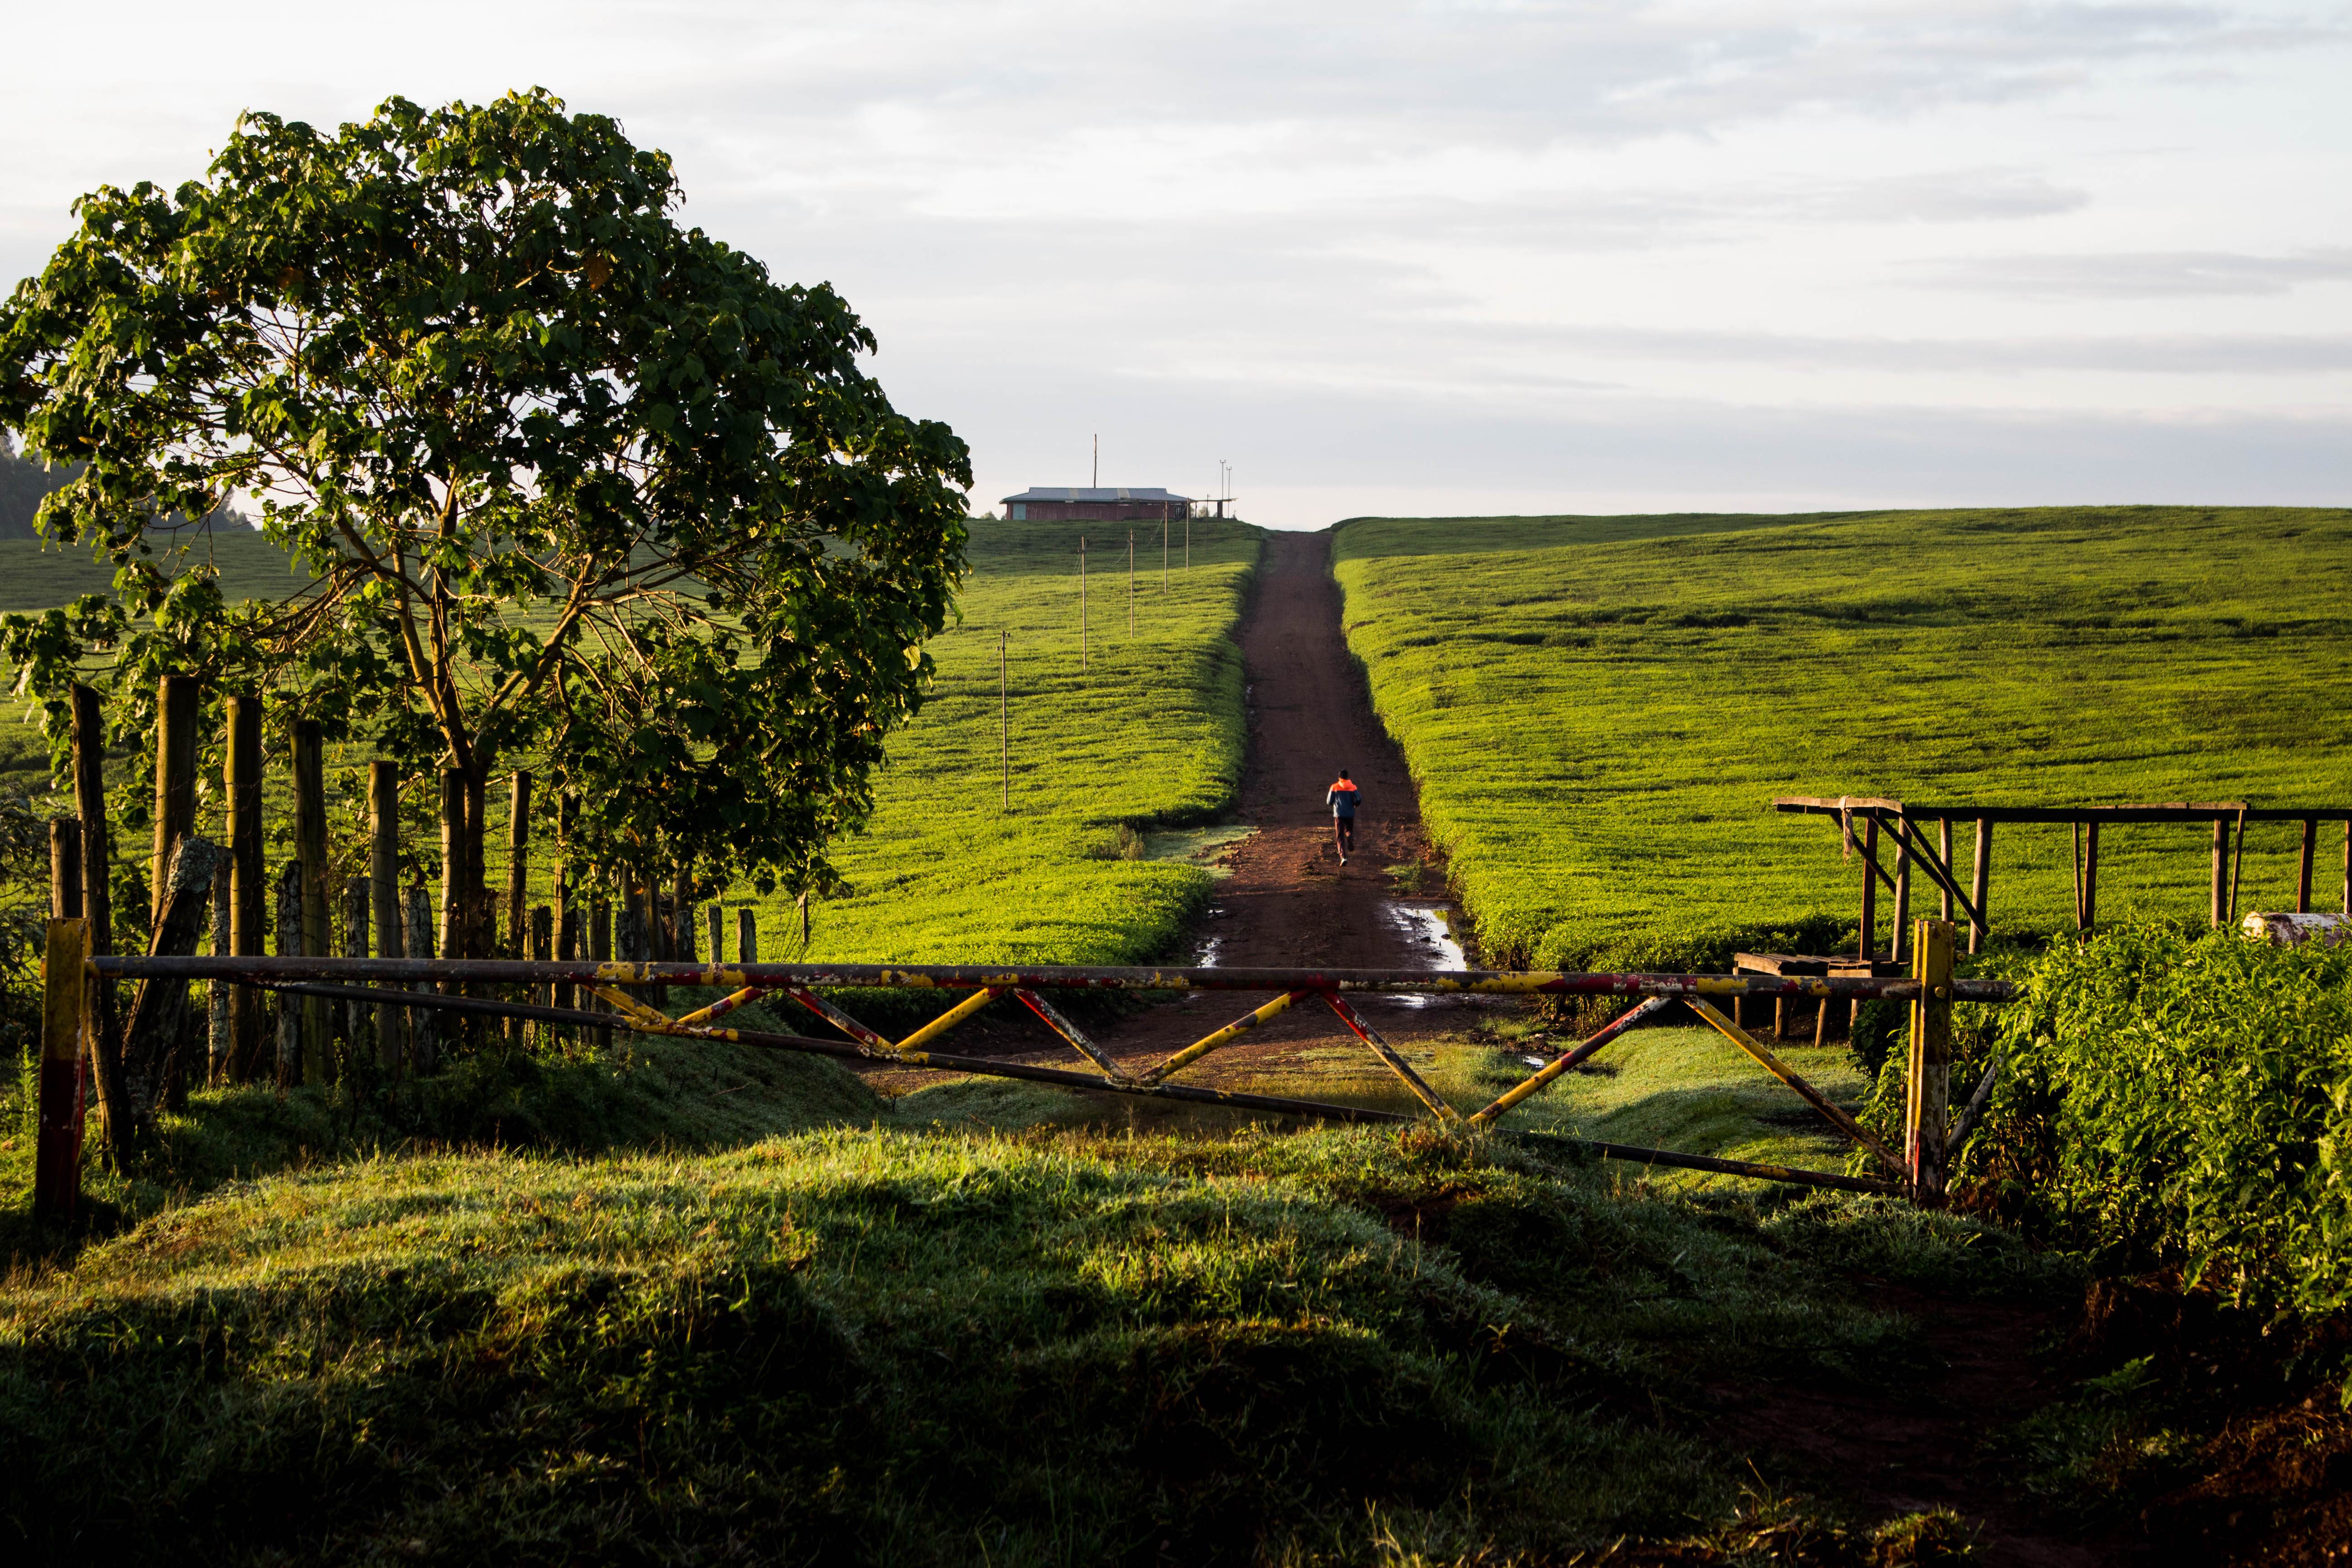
[874, 527, 1490, 1086]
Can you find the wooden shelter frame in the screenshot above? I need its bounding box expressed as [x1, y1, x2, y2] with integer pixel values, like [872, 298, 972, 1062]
[1776, 796, 2352, 955]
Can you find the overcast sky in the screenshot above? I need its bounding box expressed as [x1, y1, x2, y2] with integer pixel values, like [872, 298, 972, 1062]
[4, 0, 2345, 528]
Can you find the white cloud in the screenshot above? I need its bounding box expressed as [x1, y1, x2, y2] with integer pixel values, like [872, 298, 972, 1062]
[0, 0, 2346, 526]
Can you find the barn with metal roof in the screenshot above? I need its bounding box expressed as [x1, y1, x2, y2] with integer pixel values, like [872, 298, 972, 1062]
[1000, 487, 1193, 521]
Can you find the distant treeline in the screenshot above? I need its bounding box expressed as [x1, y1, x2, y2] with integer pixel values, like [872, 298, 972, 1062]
[2, 431, 243, 540]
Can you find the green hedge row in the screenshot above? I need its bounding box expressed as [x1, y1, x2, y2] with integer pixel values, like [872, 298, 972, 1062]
[1973, 926, 2352, 1315]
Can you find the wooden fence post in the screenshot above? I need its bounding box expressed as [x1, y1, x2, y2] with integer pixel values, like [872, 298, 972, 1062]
[556, 906, 580, 1022]
[2209, 816, 2228, 928]
[463, 771, 489, 967]
[530, 904, 554, 1042]
[208, 855, 231, 1083]
[1968, 820, 1991, 954]
[2082, 821, 2101, 932]
[343, 877, 370, 1063]
[275, 861, 303, 1086]
[506, 771, 534, 955]
[707, 904, 723, 967]
[49, 818, 80, 919]
[1936, 819, 1953, 921]
[1905, 918, 1955, 1203]
[405, 884, 436, 1073]
[1891, 817, 1912, 966]
[1000, 630, 1011, 810]
[369, 762, 404, 1068]
[71, 684, 126, 1155]
[226, 693, 265, 1080]
[1857, 813, 1878, 960]
[590, 897, 612, 1051]
[292, 719, 329, 1084]
[740, 906, 760, 963]
[2297, 818, 2317, 914]
[119, 838, 225, 1132]
[33, 917, 90, 1225]
[150, 674, 199, 927]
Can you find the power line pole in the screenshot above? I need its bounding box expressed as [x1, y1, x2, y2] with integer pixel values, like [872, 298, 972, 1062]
[1000, 631, 1012, 810]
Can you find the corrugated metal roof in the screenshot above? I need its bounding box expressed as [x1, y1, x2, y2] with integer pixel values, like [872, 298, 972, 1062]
[998, 486, 1194, 503]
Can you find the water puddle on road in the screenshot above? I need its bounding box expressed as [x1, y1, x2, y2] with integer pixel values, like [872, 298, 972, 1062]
[1382, 902, 1467, 1005]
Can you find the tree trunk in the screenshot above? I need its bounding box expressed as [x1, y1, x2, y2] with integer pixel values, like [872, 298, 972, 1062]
[118, 836, 225, 1142]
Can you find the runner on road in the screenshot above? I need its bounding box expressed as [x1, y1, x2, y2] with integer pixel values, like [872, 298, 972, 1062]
[1327, 770, 1359, 863]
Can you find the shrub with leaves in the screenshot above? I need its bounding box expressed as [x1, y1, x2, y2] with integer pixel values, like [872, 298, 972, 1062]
[1965, 926, 2352, 1314]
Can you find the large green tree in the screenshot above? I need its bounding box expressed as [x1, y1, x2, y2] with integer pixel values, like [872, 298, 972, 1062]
[0, 89, 970, 937]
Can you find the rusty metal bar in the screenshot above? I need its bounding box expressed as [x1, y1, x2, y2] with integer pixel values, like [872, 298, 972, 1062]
[1013, 988, 1132, 1082]
[1468, 996, 1670, 1127]
[894, 986, 1003, 1054]
[250, 980, 1411, 1126]
[1320, 990, 1457, 1122]
[1686, 999, 1906, 1178]
[92, 954, 2015, 1003]
[1515, 1131, 1903, 1196]
[781, 985, 897, 1053]
[675, 984, 769, 1029]
[1140, 989, 1308, 1084]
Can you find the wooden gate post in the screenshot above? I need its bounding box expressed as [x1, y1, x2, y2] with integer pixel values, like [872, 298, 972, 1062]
[32, 918, 90, 1225]
[1905, 918, 1956, 1203]
[1857, 813, 1878, 960]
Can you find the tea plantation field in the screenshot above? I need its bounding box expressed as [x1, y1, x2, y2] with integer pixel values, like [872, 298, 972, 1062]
[1333, 506, 2352, 970]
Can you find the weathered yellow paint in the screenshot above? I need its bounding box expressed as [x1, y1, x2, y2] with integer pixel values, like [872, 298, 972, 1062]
[891, 986, 1004, 1055]
[1140, 990, 1304, 1085]
[592, 985, 672, 1027]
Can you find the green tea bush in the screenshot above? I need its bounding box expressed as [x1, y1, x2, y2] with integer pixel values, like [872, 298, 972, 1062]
[1971, 926, 2352, 1313]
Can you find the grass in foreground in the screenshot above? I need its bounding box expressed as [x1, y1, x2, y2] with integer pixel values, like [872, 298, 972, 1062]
[1332, 507, 2352, 969]
[0, 1122, 2060, 1564]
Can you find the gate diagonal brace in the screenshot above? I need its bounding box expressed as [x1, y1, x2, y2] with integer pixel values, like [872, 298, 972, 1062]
[1012, 989, 1134, 1083]
[1141, 989, 1308, 1085]
[1321, 990, 1458, 1122]
[1686, 999, 1906, 1178]
[593, 984, 674, 1029]
[675, 985, 769, 1029]
[1468, 995, 1671, 1127]
[781, 985, 899, 1055]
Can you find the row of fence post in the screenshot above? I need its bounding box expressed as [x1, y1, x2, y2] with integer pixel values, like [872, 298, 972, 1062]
[27, 674, 787, 1223]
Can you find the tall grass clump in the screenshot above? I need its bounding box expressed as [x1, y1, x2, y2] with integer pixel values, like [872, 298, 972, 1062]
[1966, 926, 2352, 1314]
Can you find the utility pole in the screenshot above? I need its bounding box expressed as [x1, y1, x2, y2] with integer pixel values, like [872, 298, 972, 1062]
[1127, 530, 1135, 633]
[1078, 537, 1088, 672]
[1000, 631, 1012, 810]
